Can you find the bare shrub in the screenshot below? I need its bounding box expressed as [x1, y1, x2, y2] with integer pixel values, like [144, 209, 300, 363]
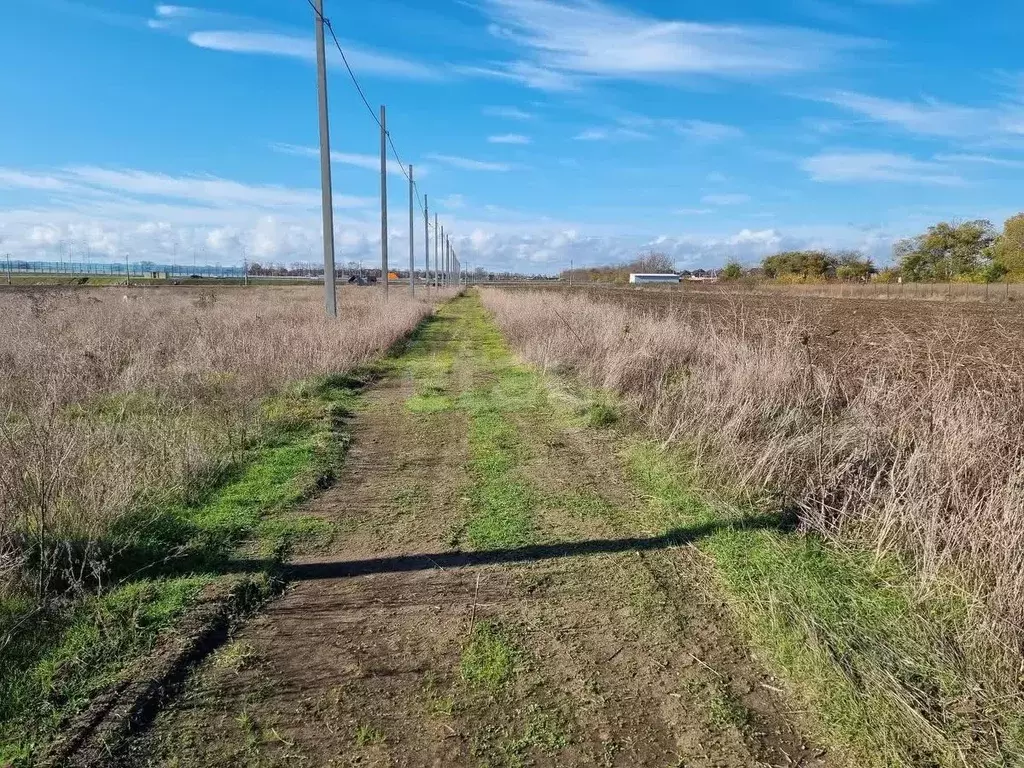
[0, 286, 437, 600]
[480, 288, 1024, 647]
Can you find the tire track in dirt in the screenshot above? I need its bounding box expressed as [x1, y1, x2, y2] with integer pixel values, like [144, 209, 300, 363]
[130, 296, 828, 768]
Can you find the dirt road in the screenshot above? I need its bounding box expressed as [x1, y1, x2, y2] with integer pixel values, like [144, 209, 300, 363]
[132, 294, 826, 767]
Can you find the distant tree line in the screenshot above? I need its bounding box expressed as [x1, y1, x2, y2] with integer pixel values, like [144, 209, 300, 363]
[720, 213, 1024, 283]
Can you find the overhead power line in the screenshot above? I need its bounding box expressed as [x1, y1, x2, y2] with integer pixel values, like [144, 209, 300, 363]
[304, 0, 427, 216]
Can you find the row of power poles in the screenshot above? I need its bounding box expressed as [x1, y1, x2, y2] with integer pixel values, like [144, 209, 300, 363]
[312, 0, 460, 318]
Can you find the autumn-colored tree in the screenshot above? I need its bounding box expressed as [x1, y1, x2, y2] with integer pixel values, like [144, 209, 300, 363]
[894, 220, 997, 281]
[992, 214, 1024, 279]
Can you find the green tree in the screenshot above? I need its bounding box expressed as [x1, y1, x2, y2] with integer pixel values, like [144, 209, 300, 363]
[762, 250, 836, 280]
[894, 220, 996, 281]
[834, 251, 874, 280]
[720, 261, 743, 280]
[992, 214, 1024, 279]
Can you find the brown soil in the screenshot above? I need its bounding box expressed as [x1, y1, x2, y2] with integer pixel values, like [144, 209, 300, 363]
[549, 284, 1024, 388]
[126, 296, 829, 768]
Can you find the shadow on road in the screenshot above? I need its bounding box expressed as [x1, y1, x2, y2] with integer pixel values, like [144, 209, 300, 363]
[224, 513, 784, 581]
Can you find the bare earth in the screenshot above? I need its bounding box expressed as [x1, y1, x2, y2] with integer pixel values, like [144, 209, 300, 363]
[129, 296, 827, 768]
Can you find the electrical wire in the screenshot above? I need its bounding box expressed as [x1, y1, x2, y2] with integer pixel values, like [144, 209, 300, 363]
[305, 0, 428, 215]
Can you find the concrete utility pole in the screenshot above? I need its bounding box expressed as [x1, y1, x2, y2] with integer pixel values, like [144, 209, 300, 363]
[433, 214, 438, 289]
[6, 254, 11, 285]
[408, 164, 415, 295]
[439, 225, 445, 287]
[379, 105, 389, 298]
[312, 0, 337, 317]
[424, 195, 430, 295]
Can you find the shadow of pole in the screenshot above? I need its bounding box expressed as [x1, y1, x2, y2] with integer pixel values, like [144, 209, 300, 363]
[223, 513, 784, 581]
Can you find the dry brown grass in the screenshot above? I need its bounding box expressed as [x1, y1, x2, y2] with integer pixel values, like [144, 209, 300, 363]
[480, 288, 1024, 649]
[0, 286, 440, 600]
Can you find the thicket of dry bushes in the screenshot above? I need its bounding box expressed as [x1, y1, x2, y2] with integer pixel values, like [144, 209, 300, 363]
[481, 288, 1024, 650]
[0, 286, 434, 602]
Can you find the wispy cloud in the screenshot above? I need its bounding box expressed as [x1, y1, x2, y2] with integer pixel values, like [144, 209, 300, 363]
[674, 208, 714, 215]
[474, 0, 871, 91]
[456, 63, 579, 92]
[936, 153, 1024, 169]
[0, 164, 374, 212]
[573, 127, 650, 141]
[672, 120, 743, 142]
[702, 193, 751, 205]
[801, 151, 964, 185]
[483, 106, 537, 121]
[488, 133, 532, 144]
[185, 30, 441, 80]
[425, 154, 514, 172]
[270, 143, 424, 178]
[439, 194, 466, 209]
[816, 90, 1024, 139]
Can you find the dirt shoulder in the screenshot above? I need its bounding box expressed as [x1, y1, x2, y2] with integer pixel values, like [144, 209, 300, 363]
[129, 295, 827, 768]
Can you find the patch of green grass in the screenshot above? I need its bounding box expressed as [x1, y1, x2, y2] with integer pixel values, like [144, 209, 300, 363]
[213, 640, 258, 674]
[504, 704, 569, 755]
[451, 301, 551, 550]
[582, 400, 620, 428]
[623, 440, 1024, 768]
[460, 621, 517, 691]
[704, 685, 749, 731]
[405, 391, 455, 413]
[354, 723, 386, 746]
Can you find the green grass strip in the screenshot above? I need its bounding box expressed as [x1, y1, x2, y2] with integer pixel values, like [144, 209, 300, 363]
[624, 440, 1024, 768]
[0, 375, 361, 766]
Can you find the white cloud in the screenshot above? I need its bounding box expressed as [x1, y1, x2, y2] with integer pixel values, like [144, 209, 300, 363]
[185, 30, 441, 80]
[702, 193, 751, 205]
[935, 153, 1024, 170]
[0, 164, 373, 214]
[818, 90, 1024, 140]
[439, 194, 466, 209]
[0, 166, 916, 272]
[802, 151, 964, 185]
[488, 133, 532, 144]
[425, 154, 514, 172]
[269, 143, 424, 178]
[673, 120, 743, 142]
[483, 106, 536, 120]
[475, 0, 871, 91]
[0, 168, 71, 191]
[456, 63, 580, 92]
[573, 127, 650, 141]
[674, 208, 714, 215]
[706, 172, 728, 183]
[155, 4, 190, 17]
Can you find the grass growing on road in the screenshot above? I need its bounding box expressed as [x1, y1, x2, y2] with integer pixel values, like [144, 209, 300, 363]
[433, 299, 548, 550]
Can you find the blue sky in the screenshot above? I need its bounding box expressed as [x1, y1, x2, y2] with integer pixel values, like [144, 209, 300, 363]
[1, 0, 1022, 273]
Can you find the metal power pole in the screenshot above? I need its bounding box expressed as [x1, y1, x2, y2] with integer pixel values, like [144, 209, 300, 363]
[423, 195, 430, 295]
[408, 164, 415, 295]
[380, 105, 389, 298]
[313, 0, 337, 317]
[439, 225, 445, 287]
[433, 214, 438, 289]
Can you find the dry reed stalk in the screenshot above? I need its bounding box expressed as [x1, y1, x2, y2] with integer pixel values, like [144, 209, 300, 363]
[0, 286, 440, 601]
